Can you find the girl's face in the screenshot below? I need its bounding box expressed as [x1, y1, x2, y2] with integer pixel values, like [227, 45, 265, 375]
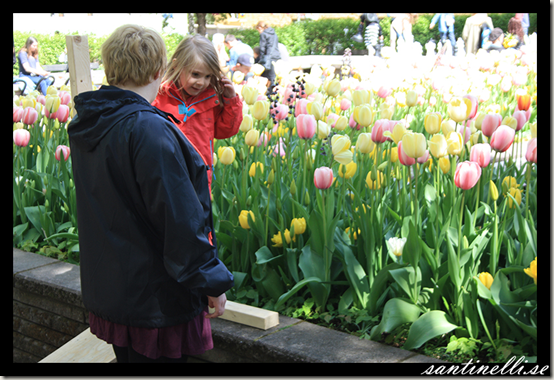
[29, 41, 38, 53]
[178, 61, 213, 98]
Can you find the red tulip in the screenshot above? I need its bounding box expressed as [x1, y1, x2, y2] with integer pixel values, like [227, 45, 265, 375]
[481, 113, 502, 137]
[55, 145, 71, 161]
[470, 143, 491, 168]
[398, 141, 416, 166]
[490, 125, 516, 153]
[13, 129, 31, 147]
[314, 167, 334, 189]
[22, 107, 38, 125]
[454, 161, 482, 190]
[296, 114, 316, 139]
[525, 138, 537, 163]
[13, 106, 23, 123]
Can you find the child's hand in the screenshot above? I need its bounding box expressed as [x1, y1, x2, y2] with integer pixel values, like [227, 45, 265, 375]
[219, 75, 236, 98]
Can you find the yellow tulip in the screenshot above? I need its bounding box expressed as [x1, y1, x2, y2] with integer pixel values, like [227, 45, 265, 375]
[401, 132, 427, 159]
[353, 104, 373, 128]
[352, 89, 371, 106]
[424, 112, 442, 135]
[474, 113, 486, 130]
[356, 133, 375, 154]
[334, 115, 348, 131]
[240, 114, 253, 132]
[389, 147, 398, 163]
[406, 90, 417, 107]
[239, 210, 255, 229]
[389, 122, 407, 145]
[478, 272, 494, 290]
[502, 176, 519, 194]
[439, 156, 451, 174]
[446, 131, 463, 156]
[501, 116, 518, 130]
[428, 134, 448, 158]
[489, 180, 499, 201]
[249, 162, 264, 177]
[316, 120, 331, 139]
[218, 146, 235, 165]
[366, 170, 384, 190]
[271, 230, 294, 247]
[345, 226, 361, 240]
[290, 217, 307, 235]
[523, 257, 537, 284]
[325, 79, 341, 97]
[507, 187, 522, 209]
[529, 122, 537, 138]
[241, 85, 259, 105]
[338, 161, 357, 179]
[307, 101, 324, 121]
[245, 128, 260, 147]
[251, 63, 265, 76]
[331, 135, 353, 165]
[233, 71, 245, 84]
[22, 95, 36, 109]
[379, 102, 394, 120]
[45, 94, 61, 114]
[395, 91, 407, 107]
[46, 85, 58, 96]
[441, 119, 456, 138]
[448, 97, 468, 123]
[252, 100, 269, 121]
[303, 82, 316, 96]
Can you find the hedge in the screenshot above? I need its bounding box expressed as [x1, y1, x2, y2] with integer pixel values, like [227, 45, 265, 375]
[13, 14, 537, 77]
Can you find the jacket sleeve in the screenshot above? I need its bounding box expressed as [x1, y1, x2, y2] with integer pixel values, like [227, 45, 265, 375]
[214, 95, 243, 140]
[131, 115, 234, 297]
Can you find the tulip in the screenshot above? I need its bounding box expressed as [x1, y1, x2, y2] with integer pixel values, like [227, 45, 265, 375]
[307, 101, 324, 121]
[340, 98, 351, 111]
[293, 114, 315, 139]
[325, 79, 341, 97]
[478, 272, 494, 290]
[252, 100, 269, 120]
[241, 85, 259, 105]
[352, 89, 370, 106]
[438, 156, 450, 174]
[55, 145, 71, 161]
[314, 167, 334, 189]
[401, 132, 426, 159]
[424, 112, 442, 135]
[406, 90, 417, 107]
[331, 135, 353, 165]
[271, 230, 294, 247]
[507, 187, 522, 209]
[454, 161, 482, 190]
[398, 141, 416, 166]
[22, 107, 38, 125]
[428, 134, 448, 159]
[54, 104, 70, 123]
[45, 94, 61, 114]
[13, 106, 24, 123]
[525, 138, 537, 163]
[462, 94, 478, 119]
[353, 104, 372, 128]
[366, 170, 384, 190]
[245, 129, 260, 147]
[334, 115, 348, 131]
[481, 113, 502, 137]
[446, 131, 464, 156]
[489, 180, 499, 201]
[271, 103, 289, 122]
[218, 146, 236, 165]
[249, 162, 264, 177]
[470, 143, 491, 168]
[371, 119, 390, 144]
[448, 97, 468, 123]
[239, 210, 255, 229]
[523, 257, 537, 284]
[338, 161, 357, 179]
[512, 111, 527, 131]
[377, 86, 392, 99]
[387, 122, 406, 145]
[290, 217, 307, 235]
[58, 90, 71, 106]
[13, 129, 31, 147]
[355, 133, 375, 154]
[501, 116, 517, 130]
[379, 102, 394, 120]
[316, 120, 331, 139]
[387, 237, 407, 257]
[502, 176, 519, 195]
[240, 114, 253, 133]
[517, 94, 531, 111]
[440, 119, 456, 138]
[489, 125, 515, 153]
[295, 98, 309, 116]
[21, 95, 36, 109]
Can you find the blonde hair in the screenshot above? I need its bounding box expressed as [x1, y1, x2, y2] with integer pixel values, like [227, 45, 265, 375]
[101, 24, 167, 87]
[162, 34, 224, 106]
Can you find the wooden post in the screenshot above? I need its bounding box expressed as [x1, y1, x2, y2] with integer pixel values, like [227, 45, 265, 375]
[65, 35, 92, 102]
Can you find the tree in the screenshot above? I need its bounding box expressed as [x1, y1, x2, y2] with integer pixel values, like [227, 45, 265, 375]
[196, 13, 207, 36]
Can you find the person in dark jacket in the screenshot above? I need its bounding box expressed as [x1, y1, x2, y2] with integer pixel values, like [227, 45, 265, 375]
[67, 24, 234, 363]
[255, 21, 281, 94]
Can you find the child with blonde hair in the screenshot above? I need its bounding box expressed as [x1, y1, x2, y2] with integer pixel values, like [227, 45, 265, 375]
[153, 34, 243, 189]
[68, 24, 233, 363]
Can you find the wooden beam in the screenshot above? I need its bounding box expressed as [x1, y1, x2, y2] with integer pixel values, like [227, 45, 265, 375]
[39, 328, 116, 363]
[65, 35, 93, 102]
[216, 300, 279, 330]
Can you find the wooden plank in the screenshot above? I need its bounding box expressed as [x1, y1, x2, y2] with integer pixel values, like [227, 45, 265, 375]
[39, 328, 115, 363]
[65, 35, 93, 102]
[216, 301, 279, 330]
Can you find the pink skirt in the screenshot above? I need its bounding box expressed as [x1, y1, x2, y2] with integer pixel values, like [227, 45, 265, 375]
[89, 309, 213, 359]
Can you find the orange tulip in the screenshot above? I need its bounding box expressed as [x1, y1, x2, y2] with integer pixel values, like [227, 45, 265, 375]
[517, 94, 531, 111]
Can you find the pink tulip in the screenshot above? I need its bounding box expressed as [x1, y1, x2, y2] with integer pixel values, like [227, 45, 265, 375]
[13, 129, 31, 147]
[58, 91, 72, 106]
[282, 85, 296, 105]
[327, 113, 339, 128]
[348, 113, 360, 130]
[512, 110, 527, 131]
[13, 106, 23, 123]
[525, 138, 537, 163]
[340, 98, 351, 111]
[22, 107, 38, 125]
[295, 98, 309, 116]
[377, 86, 392, 99]
[296, 114, 316, 139]
[481, 113, 502, 137]
[398, 141, 416, 166]
[470, 143, 491, 168]
[454, 161, 482, 190]
[417, 150, 430, 164]
[271, 103, 289, 121]
[314, 167, 334, 189]
[371, 119, 390, 144]
[463, 94, 479, 120]
[490, 125, 516, 153]
[36, 94, 46, 106]
[457, 123, 472, 145]
[55, 145, 71, 161]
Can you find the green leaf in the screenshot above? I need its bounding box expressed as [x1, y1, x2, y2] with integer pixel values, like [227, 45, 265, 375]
[403, 310, 458, 350]
[369, 298, 421, 341]
[368, 262, 403, 315]
[389, 266, 421, 305]
[274, 276, 323, 310]
[403, 220, 422, 267]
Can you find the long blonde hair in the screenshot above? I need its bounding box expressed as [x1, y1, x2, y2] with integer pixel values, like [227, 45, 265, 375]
[162, 34, 224, 106]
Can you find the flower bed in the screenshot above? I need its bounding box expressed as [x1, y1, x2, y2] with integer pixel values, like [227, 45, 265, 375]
[13, 44, 537, 362]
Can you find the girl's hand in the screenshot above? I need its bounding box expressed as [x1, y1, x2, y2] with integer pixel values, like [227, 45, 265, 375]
[219, 75, 236, 98]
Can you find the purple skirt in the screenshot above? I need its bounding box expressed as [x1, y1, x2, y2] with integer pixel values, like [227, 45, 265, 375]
[89, 308, 213, 359]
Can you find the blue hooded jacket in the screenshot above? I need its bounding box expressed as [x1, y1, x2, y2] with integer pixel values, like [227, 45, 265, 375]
[68, 85, 233, 328]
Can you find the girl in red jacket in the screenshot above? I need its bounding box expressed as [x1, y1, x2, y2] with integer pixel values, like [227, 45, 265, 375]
[153, 34, 243, 190]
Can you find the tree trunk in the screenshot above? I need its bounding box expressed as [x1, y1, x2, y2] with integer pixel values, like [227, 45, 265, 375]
[196, 13, 207, 36]
[188, 13, 195, 35]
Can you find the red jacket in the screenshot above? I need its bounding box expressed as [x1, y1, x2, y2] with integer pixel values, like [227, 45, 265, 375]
[152, 81, 242, 188]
